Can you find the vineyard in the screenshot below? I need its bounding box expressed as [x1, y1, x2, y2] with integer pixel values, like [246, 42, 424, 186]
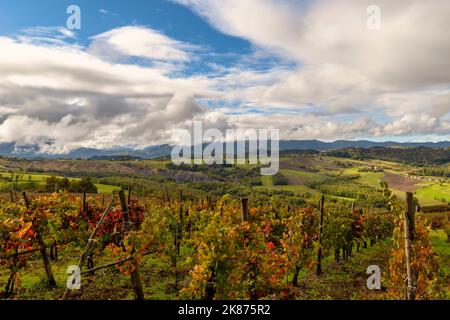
[0, 185, 448, 300]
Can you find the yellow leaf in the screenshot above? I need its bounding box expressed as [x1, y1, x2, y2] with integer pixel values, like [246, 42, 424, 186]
[17, 222, 33, 238]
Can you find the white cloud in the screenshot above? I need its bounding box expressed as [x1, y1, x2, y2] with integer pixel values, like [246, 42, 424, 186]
[174, 0, 450, 89]
[0, 31, 215, 153]
[99, 9, 118, 17]
[89, 26, 197, 62]
[173, 0, 450, 139]
[22, 26, 76, 39]
[1, 1, 450, 152]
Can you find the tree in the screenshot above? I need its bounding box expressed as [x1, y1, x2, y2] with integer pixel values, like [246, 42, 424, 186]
[70, 177, 98, 193]
[45, 176, 97, 193]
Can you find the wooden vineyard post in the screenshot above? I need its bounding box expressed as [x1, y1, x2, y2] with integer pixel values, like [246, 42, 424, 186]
[82, 189, 87, 212]
[49, 242, 58, 261]
[119, 190, 130, 222]
[179, 190, 183, 225]
[22, 191, 30, 208]
[62, 203, 113, 300]
[353, 204, 360, 253]
[164, 186, 170, 203]
[130, 251, 144, 300]
[127, 186, 132, 206]
[176, 190, 183, 255]
[363, 209, 368, 249]
[5, 248, 19, 296]
[22, 192, 56, 288]
[119, 190, 144, 300]
[316, 194, 325, 276]
[404, 192, 416, 300]
[87, 253, 95, 276]
[241, 197, 249, 222]
[9, 190, 14, 202]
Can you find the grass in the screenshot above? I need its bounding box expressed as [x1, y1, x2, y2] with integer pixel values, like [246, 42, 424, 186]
[324, 156, 400, 169]
[0, 248, 136, 300]
[341, 165, 449, 206]
[260, 175, 273, 187]
[256, 169, 326, 196]
[294, 240, 392, 300]
[0, 219, 446, 300]
[430, 229, 450, 298]
[0, 244, 189, 300]
[415, 183, 450, 206]
[258, 171, 355, 201]
[255, 183, 318, 195]
[0, 171, 120, 195]
[257, 184, 320, 195]
[280, 169, 328, 183]
[264, 161, 447, 207]
[430, 230, 450, 276]
[341, 167, 384, 187]
[356, 172, 384, 187]
[0, 172, 59, 184]
[95, 184, 121, 194]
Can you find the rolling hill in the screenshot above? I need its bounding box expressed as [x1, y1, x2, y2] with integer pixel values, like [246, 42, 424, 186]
[0, 140, 449, 160]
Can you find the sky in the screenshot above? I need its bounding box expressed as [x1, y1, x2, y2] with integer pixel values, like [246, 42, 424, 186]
[0, 0, 449, 153]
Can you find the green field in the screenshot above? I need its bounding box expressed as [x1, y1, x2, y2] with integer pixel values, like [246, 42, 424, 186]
[1, 154, 448, 205]
[415, 183, 450, 206]
[95, 184, 122, 194]
[258, 169, 357, 201]
[256, 184, 320, 195]
[430, 229, 450, 290]
[0, 171, 120, 194]
[0, 152, 448, 301]
[0, 172, 49, 183]
[281, 169, 328, 183]
[306, 157, 446, 206]
[260, 175, 273, 187]
[341, 167, 385, 187]
[258, 172, 320, 195]
[340, 163, 449, 206]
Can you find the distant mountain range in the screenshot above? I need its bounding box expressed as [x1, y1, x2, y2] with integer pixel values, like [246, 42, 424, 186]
[0, 140, 448, 160]
[279, 140, 450, 150]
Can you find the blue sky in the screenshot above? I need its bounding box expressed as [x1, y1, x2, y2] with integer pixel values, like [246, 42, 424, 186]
[0, 0, 260, 73]
[1, 0, 224, 44]
[0, 0, 449, 152]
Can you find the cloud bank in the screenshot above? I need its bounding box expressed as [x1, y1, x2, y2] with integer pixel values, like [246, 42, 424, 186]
[0, 1, 449, 154]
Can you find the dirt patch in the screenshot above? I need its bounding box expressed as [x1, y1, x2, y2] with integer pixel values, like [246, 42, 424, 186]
[280, 156, 319, 173]
[382, 172, 420, 192]
[280, 155, 341, 172]
[284, 173, 309, 185]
